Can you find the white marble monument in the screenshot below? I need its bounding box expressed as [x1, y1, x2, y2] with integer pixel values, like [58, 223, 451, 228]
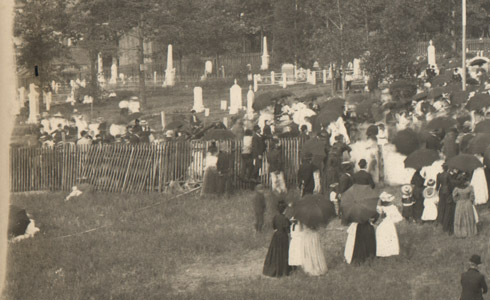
[193, 87, 205, 113]
[247, 85, 254, 119]
[163, 44, 176, 87]
[260, 36, 269, 70]
[428, 40, 436, 67]
[110, 57, 118, 85]
[229, 80, 242, 115]
[27, 83, 40, 124]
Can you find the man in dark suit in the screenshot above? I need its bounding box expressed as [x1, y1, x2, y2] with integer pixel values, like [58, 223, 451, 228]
[461, 254, 487, 300]
[298, 152, 317, 196]
[352, 159, 375, 189]
[338, 162, 354, 194]
[251, 125, 266, 180]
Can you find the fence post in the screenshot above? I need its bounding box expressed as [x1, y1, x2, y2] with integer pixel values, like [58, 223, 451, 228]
[271, 71, 275, 85]
[323, 69, 327, 84]
[161, 111, 166, 131]
[282, 73, 287, 88]
[253, 74, 258, 92]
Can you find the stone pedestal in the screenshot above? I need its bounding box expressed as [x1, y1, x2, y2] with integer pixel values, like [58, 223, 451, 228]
[205, 60, 213, 74]
[247, 86, 254, 119]
[428, 40, 436, 67]
[260, 36, 269, 70]
[27, 83, 39, 124]
[163, 44, 176, 87]
[229, 80, 242, 115]
[193, 87, 205, 113]
[110, 57, 118, 85]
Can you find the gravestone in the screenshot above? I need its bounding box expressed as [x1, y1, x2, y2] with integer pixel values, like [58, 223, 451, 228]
[45, 91, 52, 111]
[353, 58, 361, 78]
[110, 57, 118, 85]
[247, 86, 254, 119]
[428, 40, 436, 67]
[221, 100, 228, 111]
[205, 60, 213, 74]
[193, 87, 205, 113]
[281, 64, 294, 82]
[163, 44, 176, 87]
[229, 79, 242, 115]
[27, 83, 39, 124]
[260, 36, 269, 70]
[97, 52, 105, 84]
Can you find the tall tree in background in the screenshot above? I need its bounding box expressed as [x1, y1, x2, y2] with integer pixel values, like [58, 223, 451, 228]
[238, 0, 274, 52]
[272, 0, 297, 65]
[14, 0, 69, 104]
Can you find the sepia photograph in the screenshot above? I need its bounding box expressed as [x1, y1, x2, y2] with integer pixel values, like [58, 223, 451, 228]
[2, 0, 490, 299]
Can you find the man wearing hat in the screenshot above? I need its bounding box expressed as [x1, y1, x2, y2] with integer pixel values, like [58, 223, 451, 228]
[401, 184, 414, 221]
[352, 159, 375, 189]
[460, 254, 487, 300]
[338, 161, 354, 194]
[251, 125, 266, 181]
[298, 152, 317, 196]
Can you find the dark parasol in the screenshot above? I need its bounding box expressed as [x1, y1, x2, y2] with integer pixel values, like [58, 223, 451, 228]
[413, 92, 428, 101]
[466, 133, 490, 155]
[475, 120, 490, 134]
[426, 117, 457, 130]
[340, 184, 379, 224]
[404, 149, 440, 170]
[469, 58, 488, 66]
[302, 137, 327, 158]
[450, 90, 470, 105]
[294, 195, 337, 229]
[252, 90, 294, 111]
[393, 128, 420, 156]
[466, 94, 490, 111]
[446, 154, 483, 172]
[202, 129, 236, 141]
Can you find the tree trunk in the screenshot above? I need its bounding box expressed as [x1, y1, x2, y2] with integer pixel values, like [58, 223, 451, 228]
[138, 21, 146, 107]
[89, 50, 98, 100]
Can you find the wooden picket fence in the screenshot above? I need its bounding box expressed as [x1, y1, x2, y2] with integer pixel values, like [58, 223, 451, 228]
[10, 138, 305, 193]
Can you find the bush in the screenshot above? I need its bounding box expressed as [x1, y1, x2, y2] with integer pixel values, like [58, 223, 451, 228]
[389, 79, 417, 100]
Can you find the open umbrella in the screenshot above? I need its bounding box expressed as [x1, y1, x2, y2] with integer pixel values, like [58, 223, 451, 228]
[445, 83, 462, 94]
[315, 109, 342, 127]
[252, 90, 294, 111]
[429, 86, 447, 99]
[466, 94, 490, 111]
[202, 129, 235, 141]
[446, 154, 483, 172]
[393, 128, 420, 155]
[294, 195, 336, 229]
[321, 97, 345, 114]
[340, 185, 379, 224]
[297, 91, 323, 102]
[165, 120, 188, 131]
[404, 149, 440, 170]
[302, 137, 327, 157]
[460, 133, 475, 153]
[466, 133, 490, 155]
[366, 124, 379, 137]
[451, 90, 469, 105]
[413, 92, 428, 101]
[475, 120, 490, 134]
[431, 75, 450, 87]
[426, 117, 457, 130]
[470, 58, 488, 66]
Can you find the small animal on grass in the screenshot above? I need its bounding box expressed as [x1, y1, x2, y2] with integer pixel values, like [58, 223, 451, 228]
[166, 180, 184, 194]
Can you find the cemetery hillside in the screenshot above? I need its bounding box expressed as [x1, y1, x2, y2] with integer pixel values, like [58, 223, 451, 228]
[5, 0, 490, 299]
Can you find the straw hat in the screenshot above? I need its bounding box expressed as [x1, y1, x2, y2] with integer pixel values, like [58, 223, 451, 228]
[426, 179, 436, 186]
[379, 192, 395, 203]
[423, 186, 437, 199]
[401, 184, 413, 197]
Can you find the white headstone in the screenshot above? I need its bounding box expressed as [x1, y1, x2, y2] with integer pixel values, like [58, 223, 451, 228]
[153, 71, 157, 85]
[229, 79, 242, 115]
[247, 85, 254, 118]
[313, 61, 320, 69]
[306, 69, 311, 83]
[282, 73, 287, 88]
[260, 36, 269, 70]
[44, 91, 52, 111]
[353, 58, 361, 78]
[311, 70, 316, 85]
[204, 108, 210, 117]
[18, 86, 25, 108]
[27, 83, 39, 124]
[223, 117, 228, 128]
[161, 111, 166, 130]
[163, 44, 176, 87]
[221, 100, 228, 110]
[110, 57, 118, 85]
[253, 74, 258, 92]
[428, 40, 436, 67]
[323, 69, 327, 84]
[51, 80, 56, 93]
[281, 64, 294, 82]
[205, 60, 213, 74]
[193, 87, 205, 113]
[328, 64, 333, 80]
[271, 71, 275, 85]
[97, 52, 105, 84]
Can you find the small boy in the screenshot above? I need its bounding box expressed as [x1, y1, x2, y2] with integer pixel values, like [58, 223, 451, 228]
[401, 184, 414, 222]
[253, 184, 266, 232]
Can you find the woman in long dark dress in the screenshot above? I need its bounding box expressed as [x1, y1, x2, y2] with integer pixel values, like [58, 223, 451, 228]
[436, 165, 450, 225]
[263, 202, 291, 277]
[440, 169, 458, 234]
[411, 169, 425, 222]
[351, 218, 377, 264]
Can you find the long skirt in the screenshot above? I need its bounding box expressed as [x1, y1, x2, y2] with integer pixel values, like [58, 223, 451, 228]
[289, 225, 304, 267]
[351, 222, 376, 264]
[472, 168, 489, 205]
[216, 173, 233, 195]
[437, 190, 449, 225]
[421, 197, 438, 221]
[454, 200, 477, 238]
[263, 231, 290, 277]
[376, 220, 399, 257]
[302, 228, 327, 276]
[441, 202, 456, 235]
[201, 167, 219, 195]
[412, 191, 424, 221]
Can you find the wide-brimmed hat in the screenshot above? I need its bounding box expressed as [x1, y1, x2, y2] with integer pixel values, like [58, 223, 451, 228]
[401, 184, 413, 196]
[470, 254, 482, 265]
[427, 179, 436, 186]
[423, 186, 437, 199]
[379, 192, 395, 203]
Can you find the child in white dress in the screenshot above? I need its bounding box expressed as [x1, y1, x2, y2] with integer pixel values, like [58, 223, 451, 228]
[421, 179, 439, 222]
[376, 192, 403, 257]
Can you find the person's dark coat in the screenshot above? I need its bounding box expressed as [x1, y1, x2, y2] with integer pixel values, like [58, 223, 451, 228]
[352, 170, 375, 189]
[339, 172, 354, 194]
[267, 148, 283, 173]
[461, 268, 488, 300]
[252, 133, 266, 158]
[442, 132, 459, 159]
[298, 161, 317, 195]
[411, 170, 426, 221]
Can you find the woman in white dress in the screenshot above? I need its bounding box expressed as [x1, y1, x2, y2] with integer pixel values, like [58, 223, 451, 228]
[471, 156, 488, 205]
[301, 225, 327, 276]
[288, 219, 304, 269]
[376, 192, 403, 257]
[421, 179, 439, 222]
[201, 143, 219, 195]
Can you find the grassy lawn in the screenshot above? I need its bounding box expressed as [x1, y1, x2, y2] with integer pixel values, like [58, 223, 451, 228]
[3, 187, 490, 300]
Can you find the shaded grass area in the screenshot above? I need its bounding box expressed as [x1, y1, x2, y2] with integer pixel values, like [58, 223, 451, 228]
[4, 190, 490, 300]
